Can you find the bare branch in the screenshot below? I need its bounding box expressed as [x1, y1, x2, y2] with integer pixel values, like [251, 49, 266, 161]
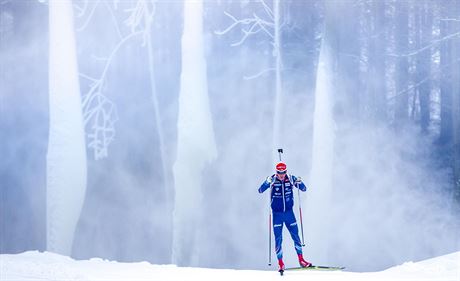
[73, 0, 87, 17]
[215, 11, 254, 35]
[103, 0, 123, 40]
[91, 54, 109, 62]
[216, 1, 287, 82]
[142, 1, 156, 46]
[76, 0, 158, 160]
[387, 76, 431, 101]
[259, 0, 274, 19]
[387, 32, 460, 58]
[253, 12, 274, 27]
[76, 0, 101, 32]
[80, 30, 142, 160]
[101, 31, 142, 79]
[124, 1, 145, 33]
[79, 73, 98, 83]
[243, 68, 276, 80]
[216, 10, 274, 46]
[83, 92, 118, 160]
[231, 21, 263, 46]
[440, 18, 460, 22]
[254, 13, 274, 39]
[82, 31, 142, 89]
[123, 0, 156, 46]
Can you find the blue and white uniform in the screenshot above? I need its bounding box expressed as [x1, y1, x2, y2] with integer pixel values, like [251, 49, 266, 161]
[259, 174, 307, 260]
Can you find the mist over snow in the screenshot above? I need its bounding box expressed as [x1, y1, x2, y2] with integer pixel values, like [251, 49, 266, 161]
[312, 123, 459, 271]
[1, 0, 459, 275]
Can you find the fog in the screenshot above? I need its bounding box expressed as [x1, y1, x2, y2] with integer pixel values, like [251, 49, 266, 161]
[1, 0, 459, 273]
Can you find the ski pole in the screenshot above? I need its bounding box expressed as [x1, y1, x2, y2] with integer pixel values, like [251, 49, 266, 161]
[268, 180, 274, 266]
[268, 211, 272, 266]
[297, 183, 305, 247]
[268, 148, 283, 265]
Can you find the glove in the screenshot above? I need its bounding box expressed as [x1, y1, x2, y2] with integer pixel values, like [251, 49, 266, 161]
[295, 176, 302, 183]
[266, 176, 273, 184]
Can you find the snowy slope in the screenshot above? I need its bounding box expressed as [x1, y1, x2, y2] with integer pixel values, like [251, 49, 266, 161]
[1, 251, 459, 281]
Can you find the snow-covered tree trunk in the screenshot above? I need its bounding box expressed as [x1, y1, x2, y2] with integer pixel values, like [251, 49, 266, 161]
[305, 0, 336, 265]
[47, 0, 87, 255]
[172, 0, 217, 266]
[306, 38, 335, 266]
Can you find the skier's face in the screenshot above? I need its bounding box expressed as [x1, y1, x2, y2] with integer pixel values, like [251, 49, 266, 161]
[276, 172, 286, 180]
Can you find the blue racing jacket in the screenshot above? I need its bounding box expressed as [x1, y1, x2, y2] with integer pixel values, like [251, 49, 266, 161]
[259, 174, 307, 212]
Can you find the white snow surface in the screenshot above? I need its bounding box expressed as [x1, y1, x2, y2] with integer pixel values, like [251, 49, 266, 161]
[1, 251, 459, 281]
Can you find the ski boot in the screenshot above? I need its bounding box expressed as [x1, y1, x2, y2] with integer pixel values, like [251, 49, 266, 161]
[298, 254, 312, 268]
[278, 258, 285, 275]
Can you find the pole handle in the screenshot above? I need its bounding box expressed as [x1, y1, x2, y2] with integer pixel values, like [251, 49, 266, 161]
[277, 148, 283, 161]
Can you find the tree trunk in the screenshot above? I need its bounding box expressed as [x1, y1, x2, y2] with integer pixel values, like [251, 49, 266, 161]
[0, 1, 48, 253]
[144, 4, 172, 263]
[172, 0, 217, 266]
[394, 1, 409, 128]
[439, 4, 453, 143]
[335, 1, 361, 123]
[47, 0, 87, 255]
[368, 0, 387, 123]
[416, 1, 432, 133]
[308, 0, 362, 263]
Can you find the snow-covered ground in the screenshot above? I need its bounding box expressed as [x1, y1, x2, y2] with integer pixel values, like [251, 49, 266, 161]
[1, 251, 459, 281]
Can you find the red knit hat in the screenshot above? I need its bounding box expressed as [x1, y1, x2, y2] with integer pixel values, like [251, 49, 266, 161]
[276, 162, 287, 174]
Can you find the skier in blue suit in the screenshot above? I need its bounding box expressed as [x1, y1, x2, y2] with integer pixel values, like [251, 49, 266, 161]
[259, 162, 311, 271]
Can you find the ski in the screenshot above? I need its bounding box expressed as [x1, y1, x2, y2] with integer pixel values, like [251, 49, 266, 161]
[285, 265, 345, 271]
